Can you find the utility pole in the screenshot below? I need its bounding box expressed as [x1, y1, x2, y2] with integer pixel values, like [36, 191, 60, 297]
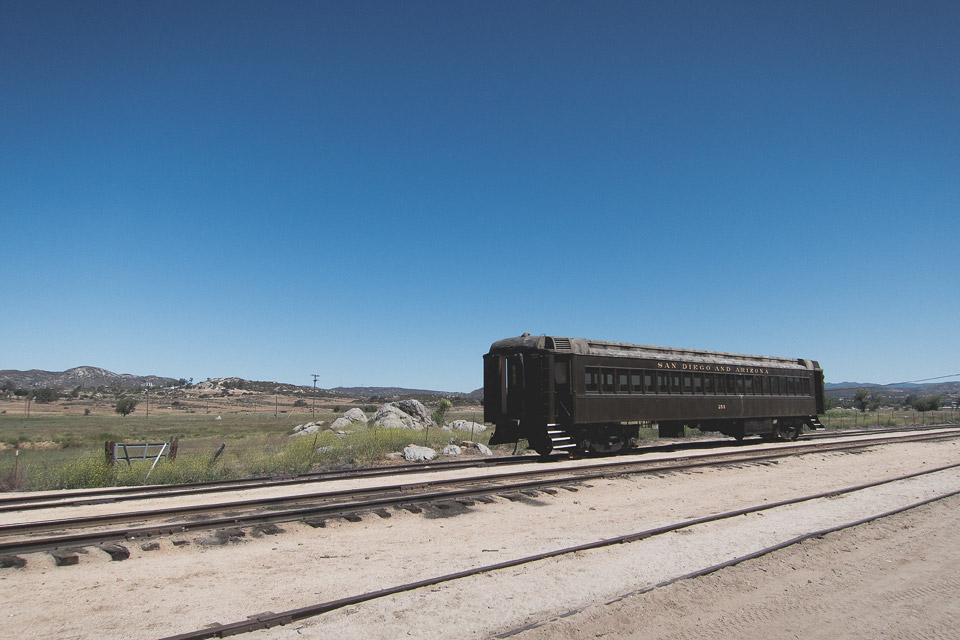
[311, 374, 319, 421]
[146, 383, 150, 419]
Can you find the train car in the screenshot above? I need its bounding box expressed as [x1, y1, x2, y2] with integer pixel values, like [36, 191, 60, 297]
[483, 334, 824, 455]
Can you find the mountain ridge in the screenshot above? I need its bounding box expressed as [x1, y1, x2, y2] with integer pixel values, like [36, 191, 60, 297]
[0, 366, 177, 390]
[2, 367, 954, 399]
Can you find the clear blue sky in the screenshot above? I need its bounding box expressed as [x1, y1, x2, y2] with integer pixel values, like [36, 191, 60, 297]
[1, 1, 957, 391]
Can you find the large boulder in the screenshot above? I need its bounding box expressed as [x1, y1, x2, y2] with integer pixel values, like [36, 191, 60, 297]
[392, 400, 437, 428]
[372, 400, 437, 430]
[474, 442, 493, 456]
[372, 404, 419, 430]
[342, 407, 368, 423]
[402, 445, 437, 462]
[447, 419, 487, 433]
[330, 408, 368, 430]
[460, 441, 493, 455]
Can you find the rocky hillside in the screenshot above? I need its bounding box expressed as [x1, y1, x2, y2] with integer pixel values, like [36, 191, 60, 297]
[0, 366, 176, 390]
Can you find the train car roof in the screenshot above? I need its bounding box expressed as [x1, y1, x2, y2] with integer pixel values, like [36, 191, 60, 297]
[487, 335, 819, 371]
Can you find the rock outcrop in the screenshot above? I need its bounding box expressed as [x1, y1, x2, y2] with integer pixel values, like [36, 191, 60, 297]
[372, 399, 437, 430]
[291, 421, 325, 435]
[402, 445, 437, 462]
[330, 407, 368, 430]
[446, 419, 487, 433]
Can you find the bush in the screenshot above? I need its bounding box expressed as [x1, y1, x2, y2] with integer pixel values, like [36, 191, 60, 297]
[32, 388, 60, 404]
[115, 397, 138, 416]
[911, 395, 942, 412]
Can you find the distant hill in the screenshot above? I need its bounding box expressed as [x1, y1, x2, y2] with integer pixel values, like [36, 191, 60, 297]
[0, 367, 483, 400]
[0, 366, 177, 390]
[825, 381, 960, 410]
[331, 386, 483, 399]
[825, 382, 880, 389]
[826, 381, 960, 394]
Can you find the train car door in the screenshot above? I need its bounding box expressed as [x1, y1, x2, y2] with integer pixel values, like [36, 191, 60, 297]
[552, 356, 573, 423]
[504, 355, 524, 419]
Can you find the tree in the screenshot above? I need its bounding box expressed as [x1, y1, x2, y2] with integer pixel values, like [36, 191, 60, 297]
[432, 398, 452, 427]
[911, 395, 942, 412]
[115, 397, 138, 417]
[32, 388, 59, 404]
[853, 388, 870, 412]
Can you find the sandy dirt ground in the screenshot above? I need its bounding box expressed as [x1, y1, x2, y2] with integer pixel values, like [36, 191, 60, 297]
[506, 495, 960, 640]
[0, 434, 958, 639]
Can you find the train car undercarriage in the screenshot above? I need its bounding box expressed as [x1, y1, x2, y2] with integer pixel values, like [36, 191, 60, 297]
[502, 417, 811, 457]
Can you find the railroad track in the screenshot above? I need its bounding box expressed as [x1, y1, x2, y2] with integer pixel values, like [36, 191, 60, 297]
[160, 458, 960, 640]
[2, 427, 958, 558]
[0, 453, 549, 513]
[6, 423, 954, 515]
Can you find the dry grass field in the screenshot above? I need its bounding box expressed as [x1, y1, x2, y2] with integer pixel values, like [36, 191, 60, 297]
[0, 389, 489, 491]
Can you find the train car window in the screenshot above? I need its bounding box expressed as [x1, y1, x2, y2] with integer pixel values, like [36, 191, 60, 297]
[693, 374, 703, 394]
[744, 376, 753, 394]
[555, 363, 568, 385]
[774, 377, 782, 395]
[670, 373, 681, 394]
[645, 372, 655, 393]
[723, 374, 734, 394]
[585, 369, 599, 393]
[735, 375, 744, 394]
[682, 373, 692, 394]
[656, 372, 667, 394]
[631, 372, 643, 393]
[507, 359, 519, 389]
[602, 370, 615, 393]
[802, 377, 811, 396]
[787, 377, 796, 395]
[762, 376, 771, 395]
[617, 370, 629, 393]
[704, 374, 714, 394]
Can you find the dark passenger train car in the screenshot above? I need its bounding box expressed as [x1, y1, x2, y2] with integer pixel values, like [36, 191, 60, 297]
[484, 334, 824, 455]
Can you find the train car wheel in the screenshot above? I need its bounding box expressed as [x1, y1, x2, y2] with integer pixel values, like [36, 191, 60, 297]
[776, 422, 801, 441]
[530, 434, 554, 457]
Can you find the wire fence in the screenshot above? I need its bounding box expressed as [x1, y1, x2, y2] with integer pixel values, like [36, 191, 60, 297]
[820, 409, 960, 430]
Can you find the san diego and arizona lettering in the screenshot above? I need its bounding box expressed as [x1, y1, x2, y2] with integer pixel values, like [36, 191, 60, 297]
[656, 361, 771, 375]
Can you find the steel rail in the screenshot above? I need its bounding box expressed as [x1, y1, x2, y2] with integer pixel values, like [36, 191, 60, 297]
[5, 424, 953, 513]
[2, 429, 958, 556]
[802, 423, 958, 440]
[6, 429, 958, 536]
[158, 463, 960, 640]
[0, 453, 544, 512]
